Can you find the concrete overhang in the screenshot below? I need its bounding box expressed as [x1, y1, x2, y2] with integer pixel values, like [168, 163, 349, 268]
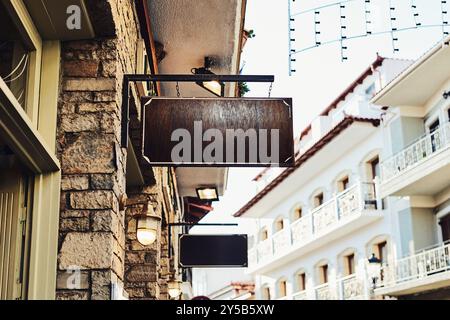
[175, 167, 228, 197]
[145, 0, 246, 200]
[22, 0, 95, 40]
[146, 0, 245, 98]
[372, 37, 450, 108]
[375, 271, 450, 297]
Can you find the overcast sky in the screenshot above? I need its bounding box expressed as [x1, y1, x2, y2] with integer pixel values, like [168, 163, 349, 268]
[191, 0, 448, 233]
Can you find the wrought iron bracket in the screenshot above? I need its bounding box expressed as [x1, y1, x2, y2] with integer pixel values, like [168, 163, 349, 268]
[120, 74, 275, 148]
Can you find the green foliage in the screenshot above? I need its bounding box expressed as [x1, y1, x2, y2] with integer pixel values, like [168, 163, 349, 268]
[238, 82, 250, 97]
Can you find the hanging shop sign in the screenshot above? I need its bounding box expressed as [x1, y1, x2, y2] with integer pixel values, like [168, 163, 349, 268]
[142, 97, 294, 167]
[179, 234, 248, 268]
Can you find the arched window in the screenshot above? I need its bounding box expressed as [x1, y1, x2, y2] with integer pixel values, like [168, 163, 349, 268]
[291, 204, 303, 222]
[338, 248, 357, 276]
[261, 285, 271, 300]
[366, 235, 390, 265]
[294, 270, 307, 292]
[273, 216, 284, 233]
[334, 170, 352, 193]
[311, 189, 325, 209]
[260, 227, 269, 241]
[360, 150, 381, 183]
[277, 278, 288, 298]
[315, 260, 329, 284]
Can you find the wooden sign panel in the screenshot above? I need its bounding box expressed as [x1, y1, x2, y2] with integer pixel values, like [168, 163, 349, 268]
[142, 97, 294, 167]
[179, 234, 248, 268]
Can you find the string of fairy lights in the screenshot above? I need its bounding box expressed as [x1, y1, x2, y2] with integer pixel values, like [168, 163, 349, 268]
[288, 0, 450, 75]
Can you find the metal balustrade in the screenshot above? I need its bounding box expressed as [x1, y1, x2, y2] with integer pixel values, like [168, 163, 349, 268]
[379, 242, 450, 288]
[381, 122, 450, 183]
[249, 182, 379, 268]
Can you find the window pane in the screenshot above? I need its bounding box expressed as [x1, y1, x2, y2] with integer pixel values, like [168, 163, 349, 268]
[370, 157, 380, 180]
[0, 6, 31, 110]
[346, 254, 355, 275]
[298, 273, 306, 291]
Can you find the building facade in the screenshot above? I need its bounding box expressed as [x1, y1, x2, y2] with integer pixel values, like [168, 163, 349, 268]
[233, 56, 443, 300]
[372, 39, 450, 299]
[0, 0, 245, 300]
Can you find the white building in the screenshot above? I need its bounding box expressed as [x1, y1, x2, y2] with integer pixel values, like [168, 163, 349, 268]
[232, 55, 440, 300]
[371, 39, 450, 299]
[207, 282, 255, 300]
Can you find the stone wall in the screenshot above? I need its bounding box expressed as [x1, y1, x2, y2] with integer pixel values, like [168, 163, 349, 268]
[123, 168, 175, 300]
[55, 0, 180, 300]
[55, 0, 140, 300]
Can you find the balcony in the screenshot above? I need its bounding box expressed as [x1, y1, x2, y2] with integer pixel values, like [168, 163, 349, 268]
[315, 283, 336, 300]
[292, 290, 307, 300]
[380, 122, 450, 198]
[376, 242, 450, 297]
[313, 276, 366, 300]
[338, 274, 365, 300]
[248, 182, 383, 273]
[269, 274, 369, 300]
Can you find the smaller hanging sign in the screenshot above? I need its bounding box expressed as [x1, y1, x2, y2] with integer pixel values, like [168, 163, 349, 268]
[179, 234, 248, 268]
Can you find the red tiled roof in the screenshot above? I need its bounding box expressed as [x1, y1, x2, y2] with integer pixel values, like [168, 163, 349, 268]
[233, 116, 380, 217]
[299, 55, 384, 139]
[253, 167, 270, 182]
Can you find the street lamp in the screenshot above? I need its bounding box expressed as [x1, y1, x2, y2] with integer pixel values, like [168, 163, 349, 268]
[168, 279, 182, 299]
[367, 253, 382, 290]
[136, 204, 161, 246]
[196, 186, 219, 202]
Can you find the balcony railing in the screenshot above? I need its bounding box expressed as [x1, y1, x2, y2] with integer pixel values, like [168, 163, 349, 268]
[272, 228, 291, 253]
[269, 276, 369, 300]
[338, 274, 365, 300]
[315, 283, 335, 300]
[292, 290, 307, 300]
[379, 242, 450, 289]
[381, 122, 450, 183]
[249, 182, 379, 268]
[257, 239, 273, 264]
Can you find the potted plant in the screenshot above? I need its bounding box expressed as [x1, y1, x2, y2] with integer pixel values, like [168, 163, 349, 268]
[242, 29, 256, 49]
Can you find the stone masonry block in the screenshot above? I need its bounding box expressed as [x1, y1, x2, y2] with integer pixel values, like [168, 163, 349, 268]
[59, 232, 114, 270]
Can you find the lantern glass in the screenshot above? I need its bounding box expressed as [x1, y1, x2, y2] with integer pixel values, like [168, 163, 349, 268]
[136, 215, 158, 246]
[202, 80, 224, 96]
[196, 187, 219, 201]
[168, 280, 181, 298]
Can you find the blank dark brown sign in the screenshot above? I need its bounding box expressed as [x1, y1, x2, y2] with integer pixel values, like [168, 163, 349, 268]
[142, 97, 294, 167]
[179, 234, 248, 268]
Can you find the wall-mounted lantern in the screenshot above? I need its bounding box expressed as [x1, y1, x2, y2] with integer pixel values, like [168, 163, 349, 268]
[136, 204, 161, 246]
[168, 279, 182, 299]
